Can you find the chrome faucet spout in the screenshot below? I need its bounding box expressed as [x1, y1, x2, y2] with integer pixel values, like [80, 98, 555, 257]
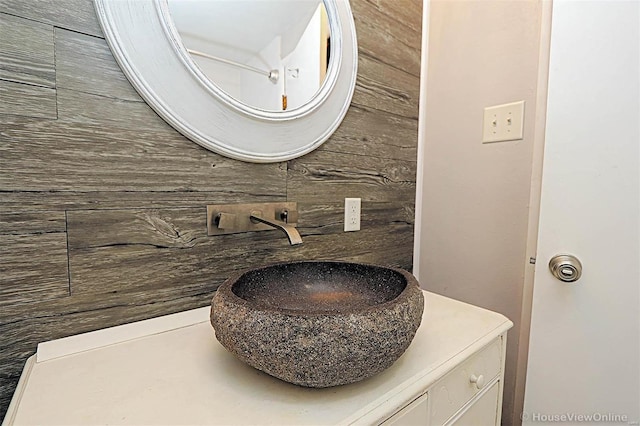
[249, 214, 303, 246]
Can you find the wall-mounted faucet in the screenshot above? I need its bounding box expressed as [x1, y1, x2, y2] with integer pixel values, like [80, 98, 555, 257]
[249, 211, 302, 246]
[206, 202, 302, 246]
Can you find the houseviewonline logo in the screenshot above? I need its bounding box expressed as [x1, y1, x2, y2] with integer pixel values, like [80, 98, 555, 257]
[520, 411, 637, 424]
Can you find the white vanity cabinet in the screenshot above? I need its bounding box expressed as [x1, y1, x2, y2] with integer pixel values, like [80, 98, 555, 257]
[383, 337, 505, 425]
[3, 291, 512, 426]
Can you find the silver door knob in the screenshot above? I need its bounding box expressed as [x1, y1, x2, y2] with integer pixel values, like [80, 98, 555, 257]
[549, 254, 582, 282]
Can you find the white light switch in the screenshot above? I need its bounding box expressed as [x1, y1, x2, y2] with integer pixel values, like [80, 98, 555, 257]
[482, 101, 525, 143]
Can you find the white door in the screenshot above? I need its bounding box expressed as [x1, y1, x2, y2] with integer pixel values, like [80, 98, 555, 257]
[524, 1, 639, 424]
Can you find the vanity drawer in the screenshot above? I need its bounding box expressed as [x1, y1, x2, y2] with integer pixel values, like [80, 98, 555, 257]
[450, 380, 500, 426]
[382, 392, 429, 425]
[429, 337, 503, 425]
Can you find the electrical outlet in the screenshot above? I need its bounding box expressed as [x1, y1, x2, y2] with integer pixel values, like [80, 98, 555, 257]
[482, 101, 525, 143]
[344, 198, 361, 232]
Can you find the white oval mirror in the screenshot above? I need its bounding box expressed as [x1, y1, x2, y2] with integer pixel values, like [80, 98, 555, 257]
[94, 0, 358, 163]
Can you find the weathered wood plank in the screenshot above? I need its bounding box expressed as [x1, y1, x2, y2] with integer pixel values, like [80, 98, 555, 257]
[67, 227, 413, 296]
[0, 103, 288, 193]
[0, 283, 214, 336]
[65, 202, 414, 247]
[0, 13, 55, 88]
[3, 228, 413, 327]
[287, 150, 416, 203]
[320, 104, 418, 162]
[55, 28, 140, 102]
[0, 190, 284, 213]
[0, 233, 69, 307]
[55, 86, 178, 133]
[352, 0, 422, 78]
[67, 208, 204, 250]
[297, 202, 414, 235]
[66, 205, 412, 296]
[352, 53, 420, 120]
[0, 79, 56, 119]
[362, 0, 422, 34]
[0, 0, 102, 37]
[65, 207, 289, 296]
[0, 113, 34, 126]
[0, 211, 65, 234]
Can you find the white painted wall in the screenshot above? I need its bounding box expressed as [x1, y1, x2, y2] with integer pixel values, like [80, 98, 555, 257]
[415, 1, 543, 424]
[168, 0, 324, 112]
[281, 4, 323, 111]
[244, 36, 283, 111]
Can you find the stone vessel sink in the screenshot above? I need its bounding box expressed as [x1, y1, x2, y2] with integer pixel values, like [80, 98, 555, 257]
[210, 261, 424, 388]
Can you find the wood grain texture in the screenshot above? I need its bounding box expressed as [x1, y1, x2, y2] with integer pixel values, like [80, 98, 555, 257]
[66, 204, 413, 296]
[0, 0, 422, 418]
[0, 97, 288, 193]
[352, 0, 422, 78]
[0, 232, 69, 307]
[0, 190, 284, 213]
[352, 54, 420, 120]
[297, 201, 414, 235]
[0, 212, 68, 311]
[288, 150, 417, 203]
[56, 86, 184, 133]
[0, 211, 65, 234]
[55, 28, 140, 101]
[361, 0, 422, 34]
[0, 283, 214, 336]
[0, 79, 56, 119]
[320, 104, 418, 162]
[0, 13, 54, 88]
[0, 0, 102, 37]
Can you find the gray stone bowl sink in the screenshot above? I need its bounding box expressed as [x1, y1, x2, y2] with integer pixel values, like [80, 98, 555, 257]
[210, 260, 424, 388]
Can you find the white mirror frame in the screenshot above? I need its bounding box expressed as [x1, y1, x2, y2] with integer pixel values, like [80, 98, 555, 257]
[94, 0, 358, 163]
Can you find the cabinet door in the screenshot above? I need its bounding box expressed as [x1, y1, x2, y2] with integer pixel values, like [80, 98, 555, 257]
[449, 381, 499, 426]
[383, 393, 429, 426]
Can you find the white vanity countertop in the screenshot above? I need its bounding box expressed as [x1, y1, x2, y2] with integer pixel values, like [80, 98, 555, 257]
[4, 291, 512, 426]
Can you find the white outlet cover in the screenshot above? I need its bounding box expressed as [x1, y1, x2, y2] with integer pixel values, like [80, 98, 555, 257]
[482, 101, 525, 143]
[344, 198, 361, 232]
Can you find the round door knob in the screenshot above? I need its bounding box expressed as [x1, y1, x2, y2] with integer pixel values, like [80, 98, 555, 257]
[469, 374, 485, 389]
[549, 254, 583, 282]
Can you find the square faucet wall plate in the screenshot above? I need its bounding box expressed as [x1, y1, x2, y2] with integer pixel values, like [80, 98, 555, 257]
[206, 202, 298, 236]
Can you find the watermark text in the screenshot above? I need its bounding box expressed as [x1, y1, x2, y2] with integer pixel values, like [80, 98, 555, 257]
[521, 412, 634, 423]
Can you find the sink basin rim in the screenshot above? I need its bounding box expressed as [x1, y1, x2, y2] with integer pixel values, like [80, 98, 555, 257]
[218, 260, 419, 316]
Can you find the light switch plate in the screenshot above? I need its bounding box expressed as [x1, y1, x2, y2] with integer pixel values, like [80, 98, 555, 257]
[482, 101, 525, 143]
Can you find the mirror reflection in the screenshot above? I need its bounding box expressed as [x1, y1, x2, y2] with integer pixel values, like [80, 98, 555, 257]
[167, 0, 332, 112]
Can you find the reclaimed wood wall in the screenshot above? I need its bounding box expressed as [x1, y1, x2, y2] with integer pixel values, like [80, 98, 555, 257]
[0, 0, 421, 417]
